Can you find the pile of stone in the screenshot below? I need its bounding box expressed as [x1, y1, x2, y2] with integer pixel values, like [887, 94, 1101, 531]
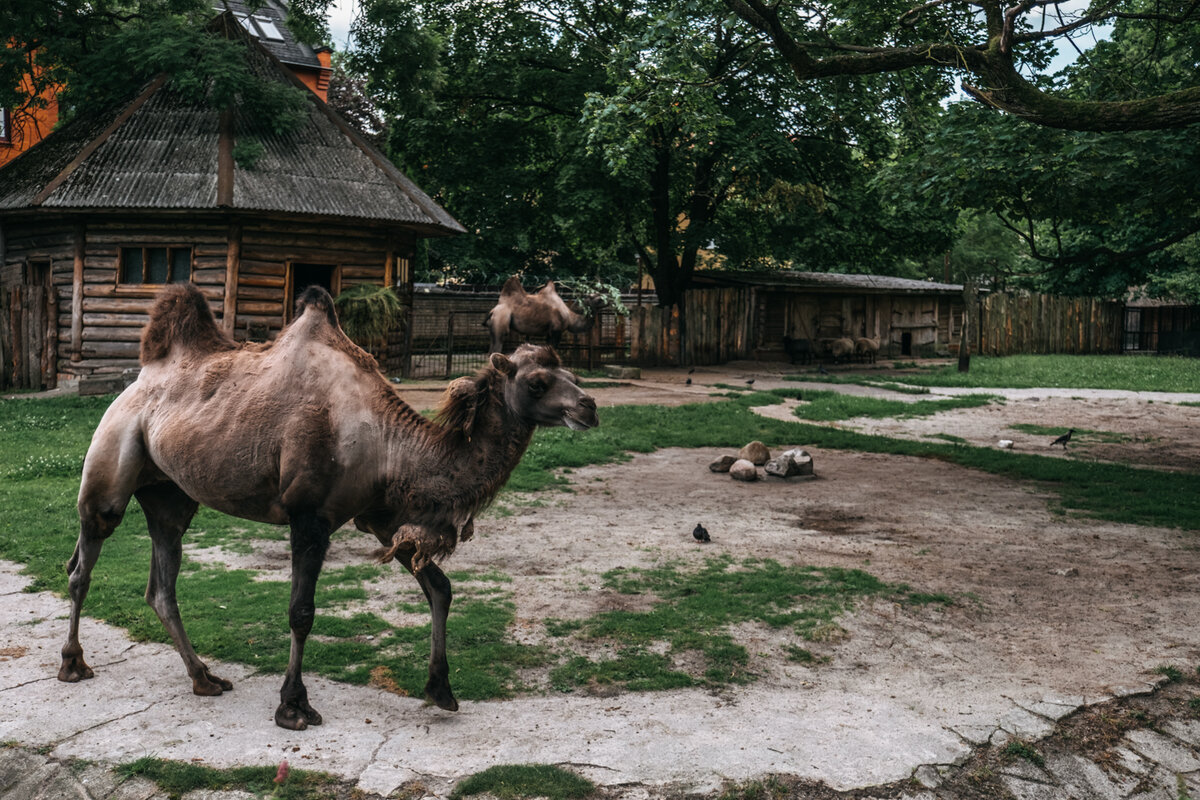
[708, 441, 814, 482]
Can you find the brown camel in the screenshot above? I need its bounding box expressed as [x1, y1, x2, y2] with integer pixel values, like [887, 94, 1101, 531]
[58, 283, 598, 730]
[483, 276, 604, 353]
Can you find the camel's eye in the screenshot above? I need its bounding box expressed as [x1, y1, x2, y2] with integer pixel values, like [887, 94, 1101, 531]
[528, 377, 548, 397]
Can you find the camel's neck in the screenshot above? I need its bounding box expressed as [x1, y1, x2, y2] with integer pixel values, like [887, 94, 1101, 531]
[383, 394, 534, 523]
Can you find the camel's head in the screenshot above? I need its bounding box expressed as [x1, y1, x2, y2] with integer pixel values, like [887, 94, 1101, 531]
[493, 345, 598, 431]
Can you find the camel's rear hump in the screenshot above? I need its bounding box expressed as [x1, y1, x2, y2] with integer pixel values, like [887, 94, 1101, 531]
[140, 284, 238, 363]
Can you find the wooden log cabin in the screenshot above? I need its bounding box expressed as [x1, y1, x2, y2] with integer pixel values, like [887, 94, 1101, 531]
[0, 12, 463, 390]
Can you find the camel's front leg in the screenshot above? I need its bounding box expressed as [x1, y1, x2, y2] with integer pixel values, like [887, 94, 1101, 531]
[403, 555, 458, 712]
[276, 510, 331, 730]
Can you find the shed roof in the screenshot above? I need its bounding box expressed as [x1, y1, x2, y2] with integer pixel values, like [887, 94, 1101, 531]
[692, 270, 964, 295]
[0, 14, 464, 236]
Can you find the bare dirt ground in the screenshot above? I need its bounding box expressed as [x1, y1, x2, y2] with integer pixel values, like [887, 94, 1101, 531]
[362, 360, 1200, 714]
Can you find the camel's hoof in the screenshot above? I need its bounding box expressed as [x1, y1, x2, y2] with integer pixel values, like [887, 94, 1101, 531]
[192, 671, 233, 696]
[275, 702, 322, 730]
[58, 656, 94, 683]
[424, 683, 459, 712]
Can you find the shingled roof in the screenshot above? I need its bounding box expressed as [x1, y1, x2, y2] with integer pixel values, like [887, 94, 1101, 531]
[692, 270, 964, 295]
[0, 13, 465, 236]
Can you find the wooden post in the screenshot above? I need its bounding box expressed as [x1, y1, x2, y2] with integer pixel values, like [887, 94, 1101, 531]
[42, 285, 57, 389]
[445, 310, 454, 379]
[222, 222, 241, 334]
[71, 224, 84, 362]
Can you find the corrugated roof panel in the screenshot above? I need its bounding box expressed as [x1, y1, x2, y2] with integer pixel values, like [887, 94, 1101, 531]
[0, 13, 464, 235]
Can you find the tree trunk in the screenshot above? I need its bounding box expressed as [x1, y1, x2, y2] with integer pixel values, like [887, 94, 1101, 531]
[958, 280, 976, 373]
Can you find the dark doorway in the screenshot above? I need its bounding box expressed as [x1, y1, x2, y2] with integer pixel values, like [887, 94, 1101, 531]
[289, 263, 337, 319]
[901, 331, 913, 356]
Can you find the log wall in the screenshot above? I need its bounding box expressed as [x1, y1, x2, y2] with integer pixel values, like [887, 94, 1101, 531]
[1, 214, 411, 387]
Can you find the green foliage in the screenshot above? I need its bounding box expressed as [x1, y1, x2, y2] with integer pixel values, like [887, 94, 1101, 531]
[333, 283, 404, 347]
[1, 0, 311, 134]
[450, 765, 595, 800]
[882, 6, 1200, 298]
[1002, 739, 1045, 768]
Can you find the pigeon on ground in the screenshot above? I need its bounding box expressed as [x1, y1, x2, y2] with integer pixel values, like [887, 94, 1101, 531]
[818, 365, 830, 375]
[745, 378, 755, 386]
[1050, 429, 1075, 449]
[685, 377, 692, 385]
[692, 523, 710, 543]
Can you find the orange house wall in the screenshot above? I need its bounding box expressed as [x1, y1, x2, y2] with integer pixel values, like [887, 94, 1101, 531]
[1, 69, 61, 167]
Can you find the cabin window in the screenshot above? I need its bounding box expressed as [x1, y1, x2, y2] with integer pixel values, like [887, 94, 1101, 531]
[119, 246, 192, 285]
[0, 109, 11, 144]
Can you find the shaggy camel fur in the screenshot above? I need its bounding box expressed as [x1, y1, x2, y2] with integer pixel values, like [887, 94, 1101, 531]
[59, 284, 598, 730]
[484, 276, 604, 353]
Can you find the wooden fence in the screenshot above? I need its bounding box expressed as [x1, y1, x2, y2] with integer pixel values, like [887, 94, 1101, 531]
[629, 287, 755, 366]
[974, 292, 1123, 356]
[4, 285, 57, 390]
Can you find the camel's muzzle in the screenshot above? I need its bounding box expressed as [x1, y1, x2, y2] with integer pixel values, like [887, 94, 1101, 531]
[564, 397, 599, 431]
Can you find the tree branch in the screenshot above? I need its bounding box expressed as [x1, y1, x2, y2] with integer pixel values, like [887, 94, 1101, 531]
[722, 0, 1200, 131]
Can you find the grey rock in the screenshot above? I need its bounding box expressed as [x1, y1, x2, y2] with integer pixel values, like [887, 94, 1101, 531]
[765, 448, 814, 478]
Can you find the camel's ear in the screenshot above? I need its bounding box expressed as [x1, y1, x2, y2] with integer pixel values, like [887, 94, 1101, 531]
[490, 352, 517, 377]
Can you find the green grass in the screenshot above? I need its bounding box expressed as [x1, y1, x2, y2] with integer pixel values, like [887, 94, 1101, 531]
[117, 756, 339, 800]
[787, 390, 998, 422]
[450, 764, 595, 800]
[876, 354, 1200, 393]
[547, 556, 948, 693]
[1001, 739, 1045, 767]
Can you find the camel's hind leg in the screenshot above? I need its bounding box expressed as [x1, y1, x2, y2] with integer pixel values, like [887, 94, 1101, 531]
[58, 508, 122, 683]
[136, 483, 232, 697]
[275, 510, 331, 730]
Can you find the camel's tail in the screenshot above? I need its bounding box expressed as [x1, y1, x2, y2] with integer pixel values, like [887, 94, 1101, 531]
[140, 283, 238, 364]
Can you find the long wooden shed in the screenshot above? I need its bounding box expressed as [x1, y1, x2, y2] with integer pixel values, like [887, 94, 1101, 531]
[690, 270, 968, 360]
[0, 14, 464, 390]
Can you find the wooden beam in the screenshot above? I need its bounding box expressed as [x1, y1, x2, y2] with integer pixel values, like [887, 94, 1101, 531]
[217, 109, 234, 208]
[222, 222, 241, 333]
[71, 224, 85, 362]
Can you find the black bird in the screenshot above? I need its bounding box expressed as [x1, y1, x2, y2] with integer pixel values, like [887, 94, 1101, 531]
[688, 367, 696, 374]
[817, 364, 830, 375]
[692, 523, 710, 543]
[745, 378, 755, 386]
[1050, 429, 1075, 449]
[685, 377, 692, 385]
